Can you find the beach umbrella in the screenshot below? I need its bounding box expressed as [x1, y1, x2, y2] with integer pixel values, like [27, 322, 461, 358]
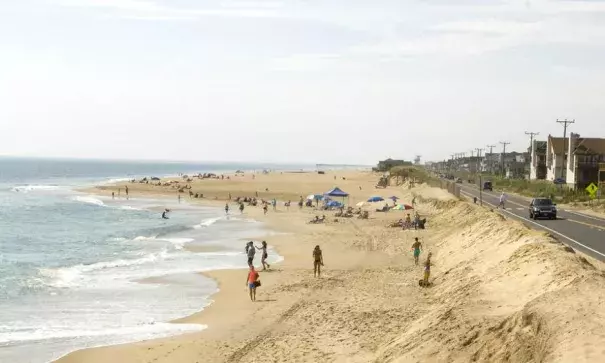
[389, 196, 400, 202]
[367, 196, 384, 202]
[306, 194, 323, 201]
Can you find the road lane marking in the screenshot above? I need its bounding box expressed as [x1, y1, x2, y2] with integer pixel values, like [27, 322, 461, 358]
[462, 185, 605, 222]
[567, 219, 605, 231]
[564, 210, 605, 223]
[460, 185, 527, 208]
[460, 190, 605, 258]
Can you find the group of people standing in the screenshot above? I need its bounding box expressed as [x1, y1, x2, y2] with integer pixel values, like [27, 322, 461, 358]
[244, 241, 325, 302]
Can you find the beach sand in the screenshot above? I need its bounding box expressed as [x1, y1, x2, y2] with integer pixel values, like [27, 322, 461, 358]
[57, 170, 605, 363]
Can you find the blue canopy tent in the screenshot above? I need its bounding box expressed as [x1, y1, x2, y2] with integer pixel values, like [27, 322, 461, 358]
[324, 187, 349, 205]
[368, 196, 384, 202]
[325, 200, 344, 209]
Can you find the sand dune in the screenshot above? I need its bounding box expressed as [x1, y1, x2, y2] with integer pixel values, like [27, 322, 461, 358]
[59, 171, 605, 363]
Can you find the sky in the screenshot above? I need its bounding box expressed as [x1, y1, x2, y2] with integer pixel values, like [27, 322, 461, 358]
[1, 0, 605, 164]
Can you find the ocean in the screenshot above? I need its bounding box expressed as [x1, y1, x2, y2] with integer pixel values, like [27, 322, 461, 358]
[0, 157, 301, 363]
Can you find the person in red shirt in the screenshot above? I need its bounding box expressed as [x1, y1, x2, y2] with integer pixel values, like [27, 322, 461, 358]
[246, 265, 260, 301]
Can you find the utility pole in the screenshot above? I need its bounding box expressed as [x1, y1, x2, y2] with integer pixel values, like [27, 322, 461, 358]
[486, 144, 496, 174]
[475, 148, 483, 175]
[525, 131, 539, 151]
[556, 119, 575, 181]
[500, 141, 510, 176]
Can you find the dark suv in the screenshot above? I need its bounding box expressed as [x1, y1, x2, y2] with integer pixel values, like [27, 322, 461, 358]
[529, 198, 557, 220]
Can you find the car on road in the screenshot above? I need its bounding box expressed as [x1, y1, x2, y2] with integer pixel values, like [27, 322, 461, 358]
[529, 198, 557, 220]
[483, 181, 492, 191]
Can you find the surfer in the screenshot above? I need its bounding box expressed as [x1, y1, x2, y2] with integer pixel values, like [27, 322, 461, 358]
[162, 209, 170, 219]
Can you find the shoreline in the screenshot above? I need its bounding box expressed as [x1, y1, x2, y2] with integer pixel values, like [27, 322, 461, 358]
[55, 180, 293, 363]
[56, 170, 605, 363]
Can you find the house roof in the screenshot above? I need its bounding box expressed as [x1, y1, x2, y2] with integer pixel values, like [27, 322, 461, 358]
[573, 138, 605, 155]
[548, 136, 566, 154]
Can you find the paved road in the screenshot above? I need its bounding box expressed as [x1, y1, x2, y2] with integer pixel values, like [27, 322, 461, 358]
[456, 182, 605, 261]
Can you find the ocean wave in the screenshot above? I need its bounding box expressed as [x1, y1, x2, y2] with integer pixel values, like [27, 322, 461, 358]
[39, 249, 171, 288]
[72, 196, 106, 207]
[11, 185, 60, 193]
[120, 205, 144, 211]
[159, 237, 194, 250]
[0, 322, 206, 344]
[130, 236, 194, 250]
[104, 177, 133, 185]
[193, 217, 222, 229]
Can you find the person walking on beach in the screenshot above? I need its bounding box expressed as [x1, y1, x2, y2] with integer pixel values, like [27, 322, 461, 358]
[411, 237, 422, 265]
[246, 241, 256, 267]
[422, 252, 432, 286]
[125, 185, 129, 200]
[272, 198, 277, 211]
[239, 202, 245, 214]
[298, 196, 303, 209]
[256, 240, 271, 270]
[112, 192, 115, 199]
[313, 245, 324, 278]
[225, 203, 230, 215]
[246, 265, 260, 302]
[263, 202, 268, 215]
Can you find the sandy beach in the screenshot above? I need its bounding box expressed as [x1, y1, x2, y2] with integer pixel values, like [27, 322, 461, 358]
[56, 170, 605, 363]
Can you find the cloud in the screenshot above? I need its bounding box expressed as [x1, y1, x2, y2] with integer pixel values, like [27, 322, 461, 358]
[54, 0, 283, 19]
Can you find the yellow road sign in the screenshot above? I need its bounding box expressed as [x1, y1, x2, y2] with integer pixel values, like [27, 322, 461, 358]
[586, 183, 598, 196]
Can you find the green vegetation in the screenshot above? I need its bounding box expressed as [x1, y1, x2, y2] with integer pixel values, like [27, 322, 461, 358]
[389, 165, 432, 184]
[373, 158, 413, 172]
[480, 176, 594, 203]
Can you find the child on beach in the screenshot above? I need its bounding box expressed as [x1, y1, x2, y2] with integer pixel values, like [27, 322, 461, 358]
[411, 237, 422, 265]
[313, 245, 324, 278]
[246, 265, 260, 302]
[256, 241, 270, 270]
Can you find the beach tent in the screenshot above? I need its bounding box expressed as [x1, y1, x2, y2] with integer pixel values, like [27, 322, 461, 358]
[367, 196, 384, 203]
[324, 187, 349, 205]
[325, 187, 349, 197]
[325, 200, 344, 209]
[306, 194, 324, 201]
[392, 204, 413, 210]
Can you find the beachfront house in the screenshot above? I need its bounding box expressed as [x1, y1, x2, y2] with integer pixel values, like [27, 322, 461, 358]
[565, 133, 605, 189]
[504, 152, 529, 179]
[480, 153, 500, 173]
[530, 140, 547, 180]
[546, 135, 566, 182]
